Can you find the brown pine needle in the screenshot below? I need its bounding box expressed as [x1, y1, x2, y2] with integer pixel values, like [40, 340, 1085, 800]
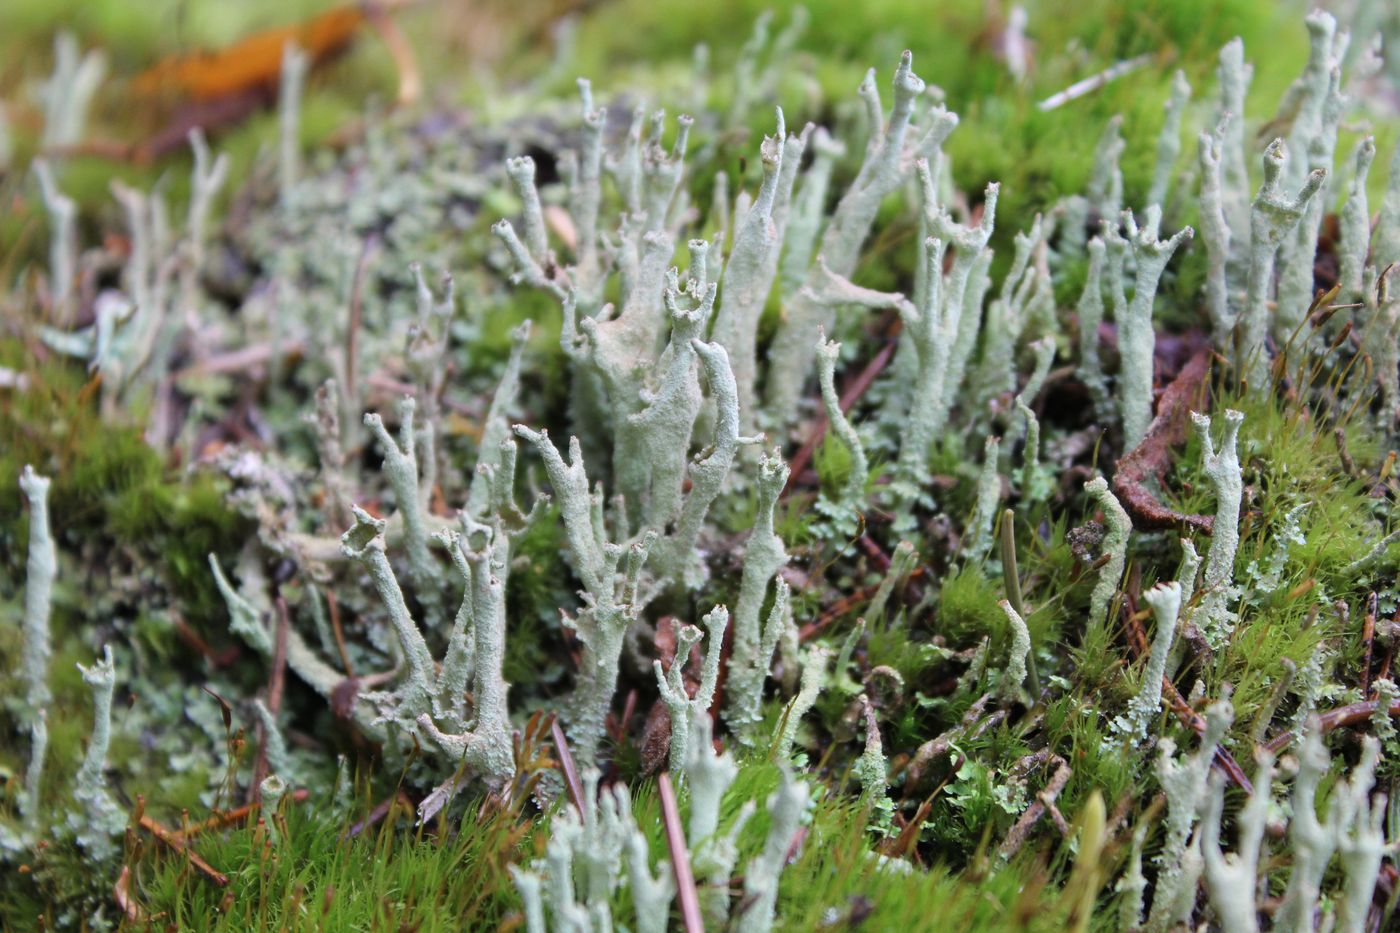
[658, 772, 704, 933]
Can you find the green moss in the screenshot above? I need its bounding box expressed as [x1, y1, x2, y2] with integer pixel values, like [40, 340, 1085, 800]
[501, 503, 573, 691]
[127, 791, 535, 932]
[937, 566, 1007, 649]
[0, 348, 249, 633]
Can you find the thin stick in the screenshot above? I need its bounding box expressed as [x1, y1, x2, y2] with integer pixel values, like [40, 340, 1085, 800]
[137, 798, 229, 886]
[857, 534, 892, 573]
[1036, 54, 1152, 111]
[174, 341, 306, 379]
[799, 580, 885, 641]
[252, 597, 292, 795]
[886, 757, 963, 859]
[269, 596, 291, 713]
[999, 754, 1071, 858]
[1160, 679, 1253, 793]
[1335, 426, 1356, 476]
[326, 589, 355, 676]
[344, 234, 376, 404]
[170, 611, 242, 667]
[1122, 597, 1151, 659]
[176, 788, 311, 840]
[346, 791, 413, 839]
[1265, 696, 1400, 755]
[659, 772, 705, 933]
[1362, 591, 1378, 698]
[784, 825, 809, 864]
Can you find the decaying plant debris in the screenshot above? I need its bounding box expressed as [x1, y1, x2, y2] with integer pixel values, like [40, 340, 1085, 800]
[5, 1, 1400, 930]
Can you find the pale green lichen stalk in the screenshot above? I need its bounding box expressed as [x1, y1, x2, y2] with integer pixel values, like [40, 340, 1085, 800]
[1109, 206, 1193, 448]
[1084, 476, 1131, 631]
[868, 540, 917, 627]
[1338, 136, 1376, 301]
[685, 711, 752, 926]
[892, 166, 999, 493]
[1116, 822, 1149, 931]
[653, 605, 727, 774]
[18, 466, 54, 716]
[259, 774, 287, 848]
[829, 617, 867, 696]
[1274, 13, 1345, 342]
[1191, 409, 1244, 647]
[1214, 38, 1253, 241]
[623, 819, 674, 933]
[971, 216, 1048, 411]
[465, 319, 533, 518]
[1145, 700, 1232, 933]
[775, 647, 829, 761]
[431, 442, 532, 790]
[996, 600, 1030, 703]
[686, 711, 736, 846]
[16, 466, 55, 835]
[814, 329, 867, 532]
[37, 31, 105, 151]
[765, 50, 958, 427]
[1146, 70, 1191, 210]
[1189, 728, 1394, 933]
[724, 451, 792, 743]
[416, 508, 519, 791]
[511, 770, 662, 931]
[1075, 237, 1110, 415]
[340, 506, 437, 728]
[278, 41, 309, 212]
[1334, 738, 1391, 933]
[736, 768, 811, 933]
[364, 398, 439, 608]
[1237, 140, 1326, 390]
[1197, 126, 1233, 345]
[1275, 722, 1340, 931]
[1112, 582, 1180, 747]
[253, 699, 293, 782]
[853, 695, 888, 808]
[1087, 115, 1125, 221]
[1201, 752, 1275, 933]
[514, 425, 656, 767]
[71, 646, 125, 860]
[1175, 538, 1200, 608]
[710, 108, 802, 433]
[1013, 336, 1055, 499]
[33, 159, 76, 322]
[963, 435, 1003, 563]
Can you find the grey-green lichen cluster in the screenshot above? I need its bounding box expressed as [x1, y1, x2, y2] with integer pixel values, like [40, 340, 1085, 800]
[1128, 703, 1394, 933]
[511, 719, 810, 933]
[7, 3, 1400, 930]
